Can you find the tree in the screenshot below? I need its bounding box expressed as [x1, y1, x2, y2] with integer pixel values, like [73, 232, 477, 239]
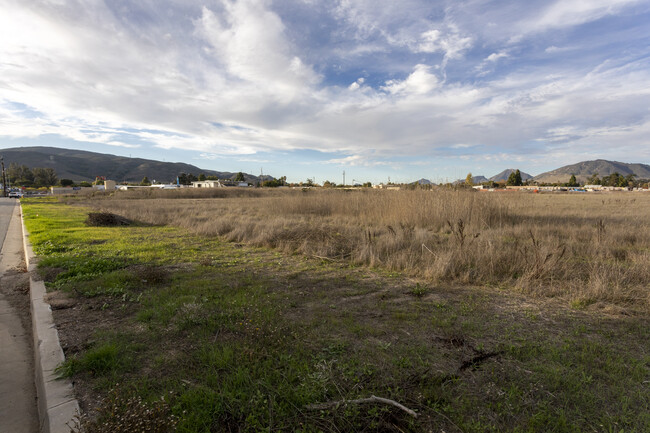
[140, 176, 151, 186]
[305, 178, 314, 187]
[567, 174, 579, 187]
[465, 173, 473, 187]
[32, 167, 57, 187]
[8, 163, 34, 186]
[322, 180, 335, 188]
[178, 173, 190, 185]
[588, 173, 601, 185]
[506, 169, 523, 186]
[262, 176, 287, 187]
[198, 173, 206, 181]
[60, 179, 74, 187]
[234, 172, 245, 182]
[601, 172, 627, 187]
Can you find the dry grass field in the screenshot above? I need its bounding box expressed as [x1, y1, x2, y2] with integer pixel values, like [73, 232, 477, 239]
[86, 188, 650, 313]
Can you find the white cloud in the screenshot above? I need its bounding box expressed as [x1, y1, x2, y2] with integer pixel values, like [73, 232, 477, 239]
[348, 77, 365, 90]
[417, 28, 472, 60]
[382, 64, 439, 95]
[195, 0, 321, 101]
[325, 154, 390, 167]
[517, 0, 640, 35]
[486, 51, 508, 62]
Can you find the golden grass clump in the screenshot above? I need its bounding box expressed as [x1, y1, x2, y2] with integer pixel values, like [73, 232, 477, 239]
[85, 188, 650, 311]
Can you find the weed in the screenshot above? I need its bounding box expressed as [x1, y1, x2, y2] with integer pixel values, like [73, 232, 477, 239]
[409, 283, 429, 297]
[68, 386, 177, 433]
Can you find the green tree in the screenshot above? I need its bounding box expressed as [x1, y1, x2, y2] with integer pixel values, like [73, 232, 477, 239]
[322, 180, 335, 188]
[601, 172, 626, 187]
[506, 169, 523, 186]
[178, 173, 189, 185]
[8, 163, 34, 186]
[60, 178, 74, 187]
[262, 176, 287, 187]
[32, 167, 58, 187]
[465, 173, 473, 187]
[567, 174, 579, 187]
[140, 176, 151, 186]
[305, 178, 314, 187]
[234, 172, 245, 182]
[198, 173, 206, 181]
[588, 173, 601, 185]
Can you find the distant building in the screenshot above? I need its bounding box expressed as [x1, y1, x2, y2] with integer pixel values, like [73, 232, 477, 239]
[191, 180, 249, 188]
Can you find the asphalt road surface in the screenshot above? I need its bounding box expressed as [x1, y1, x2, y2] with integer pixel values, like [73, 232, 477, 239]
[0, 198, 39, 433]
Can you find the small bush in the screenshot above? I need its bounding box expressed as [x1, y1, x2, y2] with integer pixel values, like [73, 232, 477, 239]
[85, 212, 131, 227]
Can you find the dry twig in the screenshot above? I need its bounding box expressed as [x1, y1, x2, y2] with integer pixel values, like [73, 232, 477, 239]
[306, 395, 418, 418]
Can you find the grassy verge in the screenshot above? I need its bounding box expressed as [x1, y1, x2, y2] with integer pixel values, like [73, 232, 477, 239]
[23, 198, 650, 432]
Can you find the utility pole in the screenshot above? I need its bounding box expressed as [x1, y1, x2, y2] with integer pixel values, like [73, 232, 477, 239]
[1, 156, 6, 197]
[342, 170, 345, 186]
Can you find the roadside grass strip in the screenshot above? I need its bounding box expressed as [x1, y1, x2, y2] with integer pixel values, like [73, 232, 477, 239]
[22, 199, 650, 432]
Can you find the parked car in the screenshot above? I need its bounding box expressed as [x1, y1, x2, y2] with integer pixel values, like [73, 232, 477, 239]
[8, 191, 23, 198]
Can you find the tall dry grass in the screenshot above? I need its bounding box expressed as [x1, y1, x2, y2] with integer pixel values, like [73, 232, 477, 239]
[82, 189, 650, 311]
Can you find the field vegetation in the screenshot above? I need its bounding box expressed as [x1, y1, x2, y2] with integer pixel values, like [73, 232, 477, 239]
[88, 188, 649, 312]
[21, 191, 650, 432]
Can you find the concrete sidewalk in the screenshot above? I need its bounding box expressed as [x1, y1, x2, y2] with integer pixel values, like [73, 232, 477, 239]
[0, 199, 38, 433]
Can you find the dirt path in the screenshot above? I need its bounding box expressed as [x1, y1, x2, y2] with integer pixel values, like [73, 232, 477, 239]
[0, 199, 38, 433]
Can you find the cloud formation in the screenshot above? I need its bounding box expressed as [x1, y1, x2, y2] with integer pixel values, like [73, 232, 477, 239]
[0, 0, 649, 180]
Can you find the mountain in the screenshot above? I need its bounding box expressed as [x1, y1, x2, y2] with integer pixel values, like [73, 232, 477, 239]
[471, 175, 488, 184]
[489, 169, 533, 182]
[0, 146, 267, 183]
[416, 178, 432, 185]
[532, 160, 650, 184]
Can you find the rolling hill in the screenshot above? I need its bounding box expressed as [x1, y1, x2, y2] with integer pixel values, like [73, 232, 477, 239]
[532, 160, 650, 184]
[0, 146, 267, 183]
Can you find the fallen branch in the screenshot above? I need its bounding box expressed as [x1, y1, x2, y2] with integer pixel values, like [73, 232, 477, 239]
[306, 395, 418, 418]
[311, 255, 335, 261]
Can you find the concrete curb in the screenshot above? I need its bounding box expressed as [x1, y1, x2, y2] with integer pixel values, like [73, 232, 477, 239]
[20, 204, 79, 433]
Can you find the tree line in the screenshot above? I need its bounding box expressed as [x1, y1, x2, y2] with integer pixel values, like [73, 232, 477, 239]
[7, 163, 58, 187]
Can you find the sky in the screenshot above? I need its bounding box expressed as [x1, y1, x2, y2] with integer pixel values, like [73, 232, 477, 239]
[1, 0, 649, 184]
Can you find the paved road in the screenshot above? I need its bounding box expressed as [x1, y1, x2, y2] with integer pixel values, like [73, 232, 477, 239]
[0, 198, 38, 433]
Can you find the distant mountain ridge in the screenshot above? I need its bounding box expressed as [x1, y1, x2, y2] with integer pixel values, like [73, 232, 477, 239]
[454, 169, 532, 184]
[489, 169, 533, 182]
[456, 161, 648, 185]
[0, 146, 268, 183]
[532, 160, 650, 184]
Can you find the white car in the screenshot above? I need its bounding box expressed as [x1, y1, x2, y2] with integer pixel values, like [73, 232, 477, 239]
[8, 191, 23, 198]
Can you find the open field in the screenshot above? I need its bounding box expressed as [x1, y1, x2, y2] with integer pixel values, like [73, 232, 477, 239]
[88, 188, 650, 313]
[22, 192, 650, 432]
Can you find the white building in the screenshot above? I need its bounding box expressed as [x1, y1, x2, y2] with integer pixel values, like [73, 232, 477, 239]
[191, 180, 249, 188]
